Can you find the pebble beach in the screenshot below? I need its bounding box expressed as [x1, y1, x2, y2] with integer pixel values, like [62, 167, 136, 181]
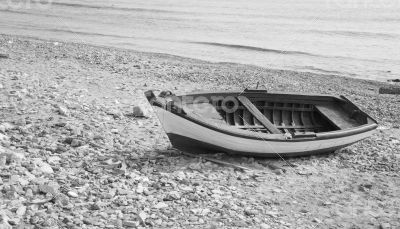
[0, 34, 399, 228]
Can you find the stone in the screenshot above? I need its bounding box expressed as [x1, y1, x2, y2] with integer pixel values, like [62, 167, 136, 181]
[0, 53, 9, 59]
[55, 145, 68, 153]
[359, 183, 373, 192]
[132, 106, 148, 117]
[211, 189, 224, 195]
[380, 223, 391, 229]
[154, 202, 168, 209]
[57, 105, 70, 116]
[387, 79, 400, 83]
[0, 149, 25, 164]
[136, 183, 144, 194]
[38, 162, 54, 174]
[244, 209, 258, 216]
[0, 133, 10, 143]
[39, 182, 59, 195]
[260, 223, 271, 229]
[67, 191, 79, 198]
[0, 123, 15, 132]
[70, 139, 83, 147]
[55, 194, 72, 209]
[190, 208, 210, 216]
[138, 211, 147, 224]
[83, 218, 95, 225]
[16, 206, 26, 216]
[25, 189, 33, 198]
[47, 156, 61, 164]
[107, 109, 123, 119]
[123, 220, 138, 228]
[90, 202, 101, 210]
[379, 86, 400, 95]
[7, 218, 20, 226]
[9, 175, 19, 184]
[164, 191, 181, 201]
[272, 169, 284, 175]
[312, 218, 321, 223]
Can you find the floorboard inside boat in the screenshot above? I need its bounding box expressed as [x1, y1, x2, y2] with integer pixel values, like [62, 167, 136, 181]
[315, 104, 359, 130]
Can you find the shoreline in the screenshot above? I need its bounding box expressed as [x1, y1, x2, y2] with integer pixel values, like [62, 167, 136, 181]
[0, 34, 399, 228]
[1, 33, 396, 84]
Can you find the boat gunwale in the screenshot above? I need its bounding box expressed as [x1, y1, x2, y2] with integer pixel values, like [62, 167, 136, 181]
[158, 107, 378, 142]
[148, 90, 378, 142]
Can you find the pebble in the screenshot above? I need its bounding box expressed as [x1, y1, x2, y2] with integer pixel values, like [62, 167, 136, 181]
[272, 169, 284, 175]
[260, 223, 271, 229]
[0, 133, 9, 143]
[90, 202, 101, 210]
[67, 191, 79, 198]
[164, 191, 181, 200]
[0, 122, 15, 132]
[244, 209, 258, 216]
[83, 218, 95, 225]
[138, 211, 147, 224]
[154, 202, 168, 209]
[38, 162, 54, 174]
[0, 36, 398, 229]
[57, 105, 70, 116]
[380, 223, 391, 229]
[70, 139, 83, 147]
[55, 194, 73, 209]
[25, 189, 33, 198]
[0, 53, 9, 59]
[47, 156, 61, 164]
[132, 106, 148, 117]
[123, 220, 138, 228]
[136, 183, 144, 194]
[16, 206, 26, 216]
[39, 182, 59, 195]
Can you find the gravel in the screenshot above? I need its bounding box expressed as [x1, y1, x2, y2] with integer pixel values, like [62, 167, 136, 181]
[0, 34, 399, 228]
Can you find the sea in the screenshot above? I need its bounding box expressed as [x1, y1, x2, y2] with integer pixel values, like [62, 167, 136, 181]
[1, 0, 400, 81]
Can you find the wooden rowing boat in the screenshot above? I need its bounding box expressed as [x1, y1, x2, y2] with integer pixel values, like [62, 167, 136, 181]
[145, 89, 378, 157]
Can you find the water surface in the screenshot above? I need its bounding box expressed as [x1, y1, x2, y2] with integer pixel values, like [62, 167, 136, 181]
[1, 0, 400, 81]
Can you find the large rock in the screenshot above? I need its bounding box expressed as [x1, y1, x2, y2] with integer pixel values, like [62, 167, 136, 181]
[379, 86, 400, 95]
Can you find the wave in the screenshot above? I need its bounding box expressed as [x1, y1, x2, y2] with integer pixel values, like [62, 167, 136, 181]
[307, 29, 399, 39]
[301, 66, 348, 75]
[0, 8, 73, 19]
[47, 1, 181, 14]
[0, 0, 183, 13]
[18, 27, 179, 43]
[45, 28, 135, 39]
[190, 41, 321, 57]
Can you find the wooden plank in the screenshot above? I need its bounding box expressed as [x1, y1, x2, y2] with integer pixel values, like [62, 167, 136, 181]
[237, 96, 281, 134]
[238, 125, 324, 130]
[315, 104, 359, 130]
[216, 106, 315, 112]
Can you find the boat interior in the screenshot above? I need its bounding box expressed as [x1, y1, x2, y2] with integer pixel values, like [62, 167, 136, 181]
[176, 91, 374, 137]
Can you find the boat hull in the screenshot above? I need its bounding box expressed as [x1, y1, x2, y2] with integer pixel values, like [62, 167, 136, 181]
[154, 107, 375, 157]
